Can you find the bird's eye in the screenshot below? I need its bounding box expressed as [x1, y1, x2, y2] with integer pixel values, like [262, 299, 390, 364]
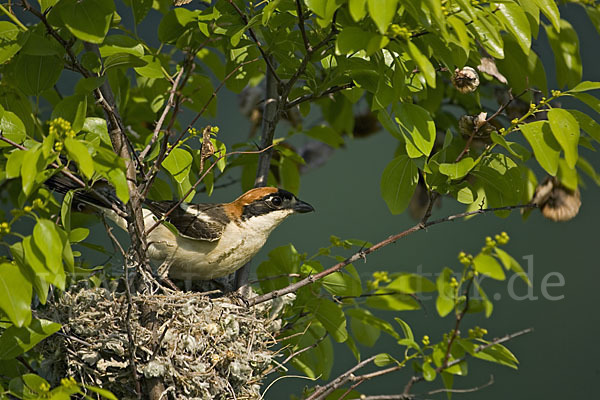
[270, 196, 282, 207]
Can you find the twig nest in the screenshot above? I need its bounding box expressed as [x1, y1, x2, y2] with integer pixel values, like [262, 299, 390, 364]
[38, 287, 279, 399]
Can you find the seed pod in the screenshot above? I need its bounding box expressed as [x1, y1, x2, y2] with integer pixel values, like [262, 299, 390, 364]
[531, 177, 581, 222]
[452, 66, 480, 94]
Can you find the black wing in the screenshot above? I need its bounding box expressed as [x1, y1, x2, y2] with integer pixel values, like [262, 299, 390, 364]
[144, 200, 229, 241]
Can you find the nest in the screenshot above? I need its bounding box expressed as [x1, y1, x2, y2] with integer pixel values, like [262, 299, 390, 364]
[38, 287, 282, 399]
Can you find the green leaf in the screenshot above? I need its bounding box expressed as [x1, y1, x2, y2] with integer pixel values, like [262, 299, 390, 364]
[572, 92, 600, 114]
[82, 117, 110, 145]
[33, 219, 64, 275]
[346, 308, 399, 340]
[21, 145, 44, 197]
[497, 3, 531, 54]
[104, 53, 147, 71]
[0, 22, 27, 64]
[0, 263, 32, 327]
[473, 253, 505, 281]
[545, 20, 581, 89]
[350, 314, 380, 347]
[459, 339, 519, 369]
[163, 148, 193, 183]
[380, 155, 419, 215]
[387, 273, 436, 294]
[495, 247, 531, 286]
[64, 138, 94, 179]
[279, 156, 300, 196]
[374, 353, 399, 367]
[349, 0, 367, 21]
[490, 132, 530, 161]
[439, 157, 475, 180]
[59, 0, 115, 44]
[0, 110, 26, 145]
[547, 108, 579, 168]
[396, 103, 436, 156]
[0, 319, 60, 359]
[158, 7, 197, 43]
[368, 0, 398, 33]
[568, 81, 600, 93]
[14, 54, 63, 95]
[84, 386, 118, 400]
[12, 240, 49, 304]
[5, 149, 25, 178]
[423, 361, 437, 381]
[367, 291, 420, 311]
[472, 154, 523, 211]
[394, 317, 414, 342]
[51, 94, 87, 133]
[470, 12, 504, 58]
[448, 15, 470, 50]
[61, 190, 74, 231]
[336, 27, 389, 56]
[534, 0, 560, 32]
[405, 41, 436, 87]
[436, 267, 455, 317]
[99, 34, 144, 57]
[568, 109, 600, 143]
[93, 147, 129, 204]
[310, 298, 348, 343]
[520, 121, 560, 175]
[69, 227, 90, 243]
[134, 54, 165, 78]
[322, 271, 362, 297]
[123, 0, 152, 25]
[304, 125, 344, 148]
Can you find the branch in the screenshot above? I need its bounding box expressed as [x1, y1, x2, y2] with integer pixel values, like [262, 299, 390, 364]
[226, 0, 281, 85]
[295, 0, 311, 52]
[440, 276, 475, 369]
[139, 67, 186, 160]
[423, 375, 494, 396]
[402, 328, 533, 396]
[248, 204, 536, 306]
[286, 82, 355, 109]
[305, 355, 378, 400]
[141, 58, 259, 197]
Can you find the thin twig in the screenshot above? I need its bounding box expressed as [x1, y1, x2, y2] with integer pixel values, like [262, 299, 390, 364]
[440, 276, 475, 368]
[226, 0, 281, 85]
[423, 374, 494, 395]
[141, 58, 259, 197]
[139, 67, 186, 160]
[305, 355, 378, 400]
[103, 218, 142, 398]
[295, 0, 311, 52]
[248, 203, 536, 306]
[402, 328, 533, 396]
[286, 82, 355, 109]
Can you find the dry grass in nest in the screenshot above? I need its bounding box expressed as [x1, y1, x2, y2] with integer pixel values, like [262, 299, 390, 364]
[38, 287, 281, 399]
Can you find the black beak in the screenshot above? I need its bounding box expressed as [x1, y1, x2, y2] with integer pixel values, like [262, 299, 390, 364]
[293, 199, 314, 213]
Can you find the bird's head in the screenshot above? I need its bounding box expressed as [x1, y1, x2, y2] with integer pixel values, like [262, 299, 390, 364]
[225, 187, 314, 230]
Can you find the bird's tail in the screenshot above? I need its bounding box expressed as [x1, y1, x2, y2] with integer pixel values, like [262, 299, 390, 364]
[45, 174, 125, 214]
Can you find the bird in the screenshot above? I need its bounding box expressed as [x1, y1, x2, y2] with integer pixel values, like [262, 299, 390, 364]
[46, 175, 314, 280]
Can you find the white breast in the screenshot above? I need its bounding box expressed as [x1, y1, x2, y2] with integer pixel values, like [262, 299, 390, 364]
[143, 209, 294, 280]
